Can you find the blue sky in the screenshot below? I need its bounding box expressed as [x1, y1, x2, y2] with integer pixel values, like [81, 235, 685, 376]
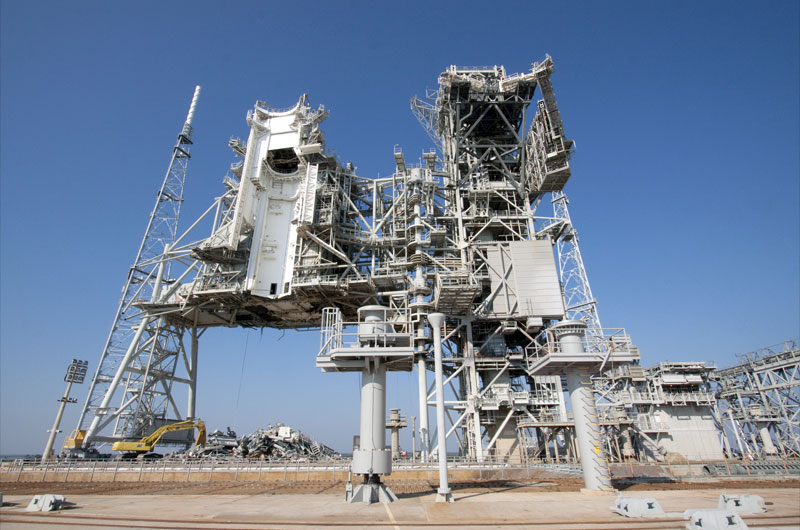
[1, 1, 798, 455]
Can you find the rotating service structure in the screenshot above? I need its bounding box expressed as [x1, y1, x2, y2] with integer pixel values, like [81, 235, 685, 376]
[72, 57, 640, 492]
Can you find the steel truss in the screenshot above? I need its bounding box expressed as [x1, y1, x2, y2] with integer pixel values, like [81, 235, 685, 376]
[76, 59, 637, 481]
[78, 87, 204, 446]
[409, 58, 637, 470]
[713, 339, 800, 457]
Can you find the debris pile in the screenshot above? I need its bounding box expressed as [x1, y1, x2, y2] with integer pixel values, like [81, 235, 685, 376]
[188, 423, 338, 460]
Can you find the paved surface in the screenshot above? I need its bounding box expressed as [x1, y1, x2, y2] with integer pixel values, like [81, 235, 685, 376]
[1, 487, 798, 529]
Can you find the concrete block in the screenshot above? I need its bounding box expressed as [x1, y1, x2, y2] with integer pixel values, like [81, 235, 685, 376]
[26, 494, 65, 512]
[611, 494, 665, 518]
[718, 493, 766, 514]
[684, 509, 749, 530]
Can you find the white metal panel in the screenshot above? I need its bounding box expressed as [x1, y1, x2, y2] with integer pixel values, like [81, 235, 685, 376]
[267, 132, 297, 150]
[510, 240, 564, 319]
[239, 110, 306, 298]
[662, 374, 688, 384]
[247, 176, 303, 298]
[486, 241, 564, 319]
[225, 125, 264, 248]
[486, 245, 516, 315]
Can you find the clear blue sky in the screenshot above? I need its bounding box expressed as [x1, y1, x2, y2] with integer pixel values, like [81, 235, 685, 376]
[1, 0, 798, 456]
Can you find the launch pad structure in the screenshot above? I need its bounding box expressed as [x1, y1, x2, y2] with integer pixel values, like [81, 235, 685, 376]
[62, 56, 798, 501]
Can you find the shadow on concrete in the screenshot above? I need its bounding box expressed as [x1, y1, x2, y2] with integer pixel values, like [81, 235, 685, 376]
[394, 480, 558, 500]
[612, 478, 679, 491]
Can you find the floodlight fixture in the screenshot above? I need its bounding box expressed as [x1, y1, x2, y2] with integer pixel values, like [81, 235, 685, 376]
[64, 359, 88, 384]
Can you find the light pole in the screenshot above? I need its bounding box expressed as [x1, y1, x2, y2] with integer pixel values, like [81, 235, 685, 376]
[41, 359, 88, 463]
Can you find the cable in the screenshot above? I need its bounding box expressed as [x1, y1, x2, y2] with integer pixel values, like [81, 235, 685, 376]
[235, 332, 250, 408]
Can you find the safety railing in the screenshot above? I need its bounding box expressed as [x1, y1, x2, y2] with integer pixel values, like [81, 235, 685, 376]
[318, 306, 414, 357]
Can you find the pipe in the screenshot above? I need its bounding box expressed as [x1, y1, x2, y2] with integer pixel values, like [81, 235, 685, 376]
[428, 312, 453, 502]
[187, 326, 199, 419]
[411, 416, 416, 463]
[417, 358, 429, 462]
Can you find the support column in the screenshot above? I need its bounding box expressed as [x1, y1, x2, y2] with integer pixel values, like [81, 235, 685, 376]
[187, 326, 199, 419]
[565, 368, 611, 491]
[42, 381, 74, 463]
[417, 357, 429, 463]
[429, 313, 453, 503]
[411, 416, 416, 463]
[553, 321, 612, 492]
[759, 425, 778, 455]
[386, 409, 407, 460]
[465, 322, 484, 462]
[349, 360, 396, 504]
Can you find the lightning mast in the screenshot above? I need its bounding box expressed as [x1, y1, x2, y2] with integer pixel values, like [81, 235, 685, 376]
[76, 86, 201, 446]
[552, 192, 603, 336]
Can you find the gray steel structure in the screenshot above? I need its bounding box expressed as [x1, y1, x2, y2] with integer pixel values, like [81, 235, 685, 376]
[594, 361, 723, 462]
[74, 58, 640, 491]
[78, 87, 202, 446]
[713, 339, 800, 458]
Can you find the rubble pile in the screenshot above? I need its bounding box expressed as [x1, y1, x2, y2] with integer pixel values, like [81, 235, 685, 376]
[189, 423, 339, 460]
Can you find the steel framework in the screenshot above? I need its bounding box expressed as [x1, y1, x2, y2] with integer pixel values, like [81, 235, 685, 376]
[77, 87, 203, 446]
[594, 361, 722, 462]
[73, 59, 641, 490]
[713, 339, 800, 457]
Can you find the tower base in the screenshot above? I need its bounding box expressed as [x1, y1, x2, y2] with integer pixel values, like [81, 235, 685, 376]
[347, 482, 398, 504]
[436, 487, 454, 503]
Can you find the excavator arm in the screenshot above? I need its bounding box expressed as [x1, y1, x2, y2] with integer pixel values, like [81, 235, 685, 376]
[112, 419, 206, 453]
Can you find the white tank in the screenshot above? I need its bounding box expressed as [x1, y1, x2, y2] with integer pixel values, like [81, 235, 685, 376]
[357, 305, 392, 339]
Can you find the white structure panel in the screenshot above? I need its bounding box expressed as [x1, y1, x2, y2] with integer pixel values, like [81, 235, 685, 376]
[246, 181, 302, 297]
[487, 240, 564, 319]
[649, 405, 724, 460]
[511, 240, 564, 318]
[220, 104, 312, 298]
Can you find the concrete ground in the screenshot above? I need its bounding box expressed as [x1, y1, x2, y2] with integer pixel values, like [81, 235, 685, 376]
[0, 486, 798, 530]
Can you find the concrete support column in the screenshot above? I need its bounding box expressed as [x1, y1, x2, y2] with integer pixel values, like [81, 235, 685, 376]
[359, 363, 386, 455]
[386, 409, 406, 459]
[553, 320, 612, 492]
[349, 359, 396, 504]
[565, 369, 611, 490]
[390, 426, 399, 458]
[759, 425, 778, 455]
[42, 381, 74, 463]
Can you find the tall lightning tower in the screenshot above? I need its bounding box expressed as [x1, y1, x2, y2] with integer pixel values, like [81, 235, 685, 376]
[552, 192, 603, 337]
[75, 86, 202, 447]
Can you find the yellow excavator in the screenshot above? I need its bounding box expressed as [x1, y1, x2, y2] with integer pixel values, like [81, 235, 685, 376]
[63, 430, 86, 449]
[111, 419, 206, 454]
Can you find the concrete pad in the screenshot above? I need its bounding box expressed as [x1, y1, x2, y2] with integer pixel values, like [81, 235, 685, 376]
[0, 487, 796, 530]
